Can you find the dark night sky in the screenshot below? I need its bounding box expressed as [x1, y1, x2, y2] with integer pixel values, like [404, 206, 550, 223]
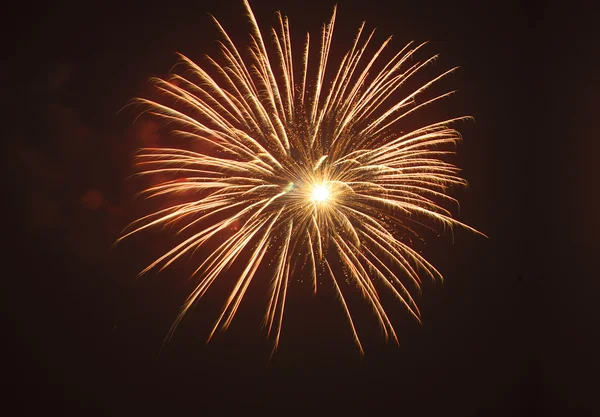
[5, 0, 599, 416]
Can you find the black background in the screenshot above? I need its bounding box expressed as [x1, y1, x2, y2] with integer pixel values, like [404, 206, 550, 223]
[5, 0, 598, 415]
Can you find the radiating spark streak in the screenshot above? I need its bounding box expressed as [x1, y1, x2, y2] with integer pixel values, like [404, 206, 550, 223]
[300, 32, 310, 106]
[209, 209, 283, 339]
[307, 233, 318, 294]
[361, 245, 422, 321]
[325, 258, 364, 354]
[272, 221, 293, 349]
[310, 6, 337, 128]
[321, 22, 368, 119]
[121, 1, 485, 353]
[333, 236, 397, 343]
[313, 155, 328, 171]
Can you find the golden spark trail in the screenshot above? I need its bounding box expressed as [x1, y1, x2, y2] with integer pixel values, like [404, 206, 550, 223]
[119, 1, 486, 352]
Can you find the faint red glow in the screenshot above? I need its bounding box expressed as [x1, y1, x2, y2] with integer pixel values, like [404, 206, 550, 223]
[80, 189, 105, 211]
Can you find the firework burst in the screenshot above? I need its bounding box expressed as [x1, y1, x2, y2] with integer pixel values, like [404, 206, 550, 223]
[119, 0, 485, 353]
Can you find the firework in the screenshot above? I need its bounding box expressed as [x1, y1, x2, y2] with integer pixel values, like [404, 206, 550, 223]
[119, 0, 484, 353]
